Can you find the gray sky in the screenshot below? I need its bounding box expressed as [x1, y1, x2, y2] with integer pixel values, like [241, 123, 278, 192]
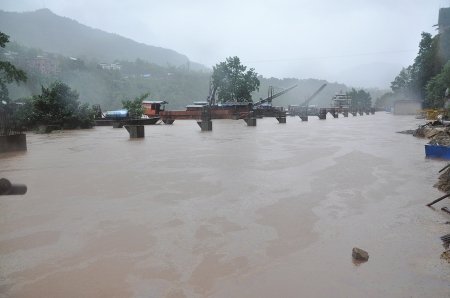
[1, 0, 448, 88]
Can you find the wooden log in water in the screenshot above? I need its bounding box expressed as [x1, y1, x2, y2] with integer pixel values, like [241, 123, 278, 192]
[439, 163, 450, 173]
[426, 192, 450, 206]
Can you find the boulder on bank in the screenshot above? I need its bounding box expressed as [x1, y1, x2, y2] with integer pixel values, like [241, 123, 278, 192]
[413, 121, 447, 138]
[414, 126, 446, 138]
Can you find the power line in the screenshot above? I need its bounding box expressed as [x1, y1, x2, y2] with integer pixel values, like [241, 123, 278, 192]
[244, 49, 417, 64]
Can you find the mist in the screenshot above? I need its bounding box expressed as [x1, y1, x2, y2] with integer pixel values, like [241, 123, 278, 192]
[0, 0, 446, 88]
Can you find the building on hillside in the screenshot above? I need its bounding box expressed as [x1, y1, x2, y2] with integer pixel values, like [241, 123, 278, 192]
[98, 63, 121, 70]
[27, 56, 57, 75]
[393, 100, 422, 115]
[1, 50, 18, 61]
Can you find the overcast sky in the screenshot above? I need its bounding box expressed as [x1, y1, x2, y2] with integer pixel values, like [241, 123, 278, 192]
[1, 0, 449, 88]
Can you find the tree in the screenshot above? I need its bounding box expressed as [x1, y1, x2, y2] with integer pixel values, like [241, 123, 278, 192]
[390, 32, 444, 103]
[413, 32, 443, 100]
[12, 98, 35, 129]
[0, 32, 27, 103]
[75, 103, 96, 128]
[122, 93, 149, 118]
[425, 61, 450, 108]
[391, 66, 414, 97]
[30, 81, 94, 129]
[347, 88, 372, 109]
[374, 92, 397, 110]
[211, 56, 260, 103]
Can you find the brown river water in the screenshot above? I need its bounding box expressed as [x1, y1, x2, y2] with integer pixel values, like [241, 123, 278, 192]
[0, 113, 449, 297]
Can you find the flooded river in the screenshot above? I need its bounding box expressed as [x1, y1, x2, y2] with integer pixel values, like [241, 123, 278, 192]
[1, 113, 449, 297]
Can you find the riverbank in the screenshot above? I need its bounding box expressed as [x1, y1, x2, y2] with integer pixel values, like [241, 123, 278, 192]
[405, 120, 450, 263]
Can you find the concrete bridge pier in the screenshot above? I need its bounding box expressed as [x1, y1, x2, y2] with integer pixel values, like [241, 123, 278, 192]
[232, 113, 240, 120]
[330, 108, 338, 118]
[197, 107, 213, 131]
[112, 121, 124, 128]
[124, 125, 145, 138]
[162, 119, 175, 125]
[318, 108, 327, 120]
[276, 116, 286, 124]
[0, 134, 27, 153]
[245, 117, 257, 126]
[243, 110, 257, 126]
[197, 120, 213, 131]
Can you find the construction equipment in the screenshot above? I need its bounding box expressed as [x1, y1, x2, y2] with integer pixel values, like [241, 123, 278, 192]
[206, 78, 218, 106]
[252, 85, 298, 120]
[92, 104, 103, 119]
[288, 84, 327, 119]
[254, 84, 298, 107]
[300, 83, 327, 107]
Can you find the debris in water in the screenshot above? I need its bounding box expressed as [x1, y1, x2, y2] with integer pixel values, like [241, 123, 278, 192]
[426, 192, 450, 206]
[441, 250, 450, 263]
[396, 130, 415, 135]
[441, 234, 450, 248]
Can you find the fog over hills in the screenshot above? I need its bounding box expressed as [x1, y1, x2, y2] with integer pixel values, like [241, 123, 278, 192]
[333, 62, 403, 89]
[0, 8, 206, 70]
[0, 8, 389, 108]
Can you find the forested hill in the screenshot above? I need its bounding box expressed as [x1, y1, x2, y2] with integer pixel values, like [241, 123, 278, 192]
[4, 41, 382, 110]
[0, 8, 205, 70]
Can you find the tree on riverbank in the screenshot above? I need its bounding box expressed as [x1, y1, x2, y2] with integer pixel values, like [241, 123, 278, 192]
[347, 88, 372, 109]
[15, 81, 95, 129]
[425, 61, 450, 107]
[212, 56, 260, 103]
[389, 25, 449, 108]
[390, 32, 443, 105]
[0, 32, 27, 103]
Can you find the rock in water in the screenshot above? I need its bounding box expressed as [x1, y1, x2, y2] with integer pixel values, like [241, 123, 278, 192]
[352, 247, 369, 261]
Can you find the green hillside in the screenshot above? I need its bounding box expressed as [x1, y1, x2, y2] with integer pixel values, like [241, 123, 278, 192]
[3, 42, 211, 110]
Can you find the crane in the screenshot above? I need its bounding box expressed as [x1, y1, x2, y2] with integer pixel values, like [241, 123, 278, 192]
[288, 83, 327, 118]
[254, 84, 298, 106]
[299, 83, 327, 107]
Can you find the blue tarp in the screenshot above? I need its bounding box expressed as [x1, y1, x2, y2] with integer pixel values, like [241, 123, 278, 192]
[425, 144, 450, 159]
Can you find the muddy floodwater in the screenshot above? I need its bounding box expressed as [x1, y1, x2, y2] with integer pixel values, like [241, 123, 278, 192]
[1, 113, 449, 297]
